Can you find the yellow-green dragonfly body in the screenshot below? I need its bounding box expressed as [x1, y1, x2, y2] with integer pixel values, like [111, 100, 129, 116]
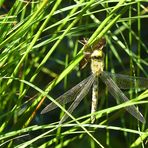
[41, 38, 148, 123]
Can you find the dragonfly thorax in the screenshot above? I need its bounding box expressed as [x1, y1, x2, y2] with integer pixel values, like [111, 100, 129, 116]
[91, 49, 104, 75]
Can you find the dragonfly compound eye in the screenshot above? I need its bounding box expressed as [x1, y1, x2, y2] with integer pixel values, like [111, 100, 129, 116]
[91, 50, 104, 60]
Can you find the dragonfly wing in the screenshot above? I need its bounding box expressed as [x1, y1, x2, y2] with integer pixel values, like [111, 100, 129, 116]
[105, 71, 148, 89]
[100, 71, 145, 123]
[60, 74, 96, 123]
[41, 74, 94, 114]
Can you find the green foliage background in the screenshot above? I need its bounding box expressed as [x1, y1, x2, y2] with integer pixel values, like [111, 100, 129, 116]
[0, 0, 148, 147]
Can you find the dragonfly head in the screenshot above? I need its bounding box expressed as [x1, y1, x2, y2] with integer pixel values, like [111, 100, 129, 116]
[91, 49, 104, 61]
[79, 37, 106, 71]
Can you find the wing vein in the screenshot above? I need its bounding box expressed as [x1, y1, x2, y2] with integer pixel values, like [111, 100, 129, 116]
[100, 71, 145, 123]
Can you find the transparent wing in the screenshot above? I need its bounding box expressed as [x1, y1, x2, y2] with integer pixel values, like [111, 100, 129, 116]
[60, 74, 96, 123]
[100, 71, 145, 123]
[41, 74, 94, 114]
[105, 72, 148, 89]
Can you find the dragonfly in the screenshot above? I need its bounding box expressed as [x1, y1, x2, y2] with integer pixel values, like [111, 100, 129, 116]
[41, 38, 148, 124]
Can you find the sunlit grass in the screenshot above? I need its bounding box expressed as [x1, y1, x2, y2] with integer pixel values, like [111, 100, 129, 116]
[0, 0, 147, 147]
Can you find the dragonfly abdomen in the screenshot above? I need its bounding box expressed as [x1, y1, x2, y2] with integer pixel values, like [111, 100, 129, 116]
[91, 76, 99, 123]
